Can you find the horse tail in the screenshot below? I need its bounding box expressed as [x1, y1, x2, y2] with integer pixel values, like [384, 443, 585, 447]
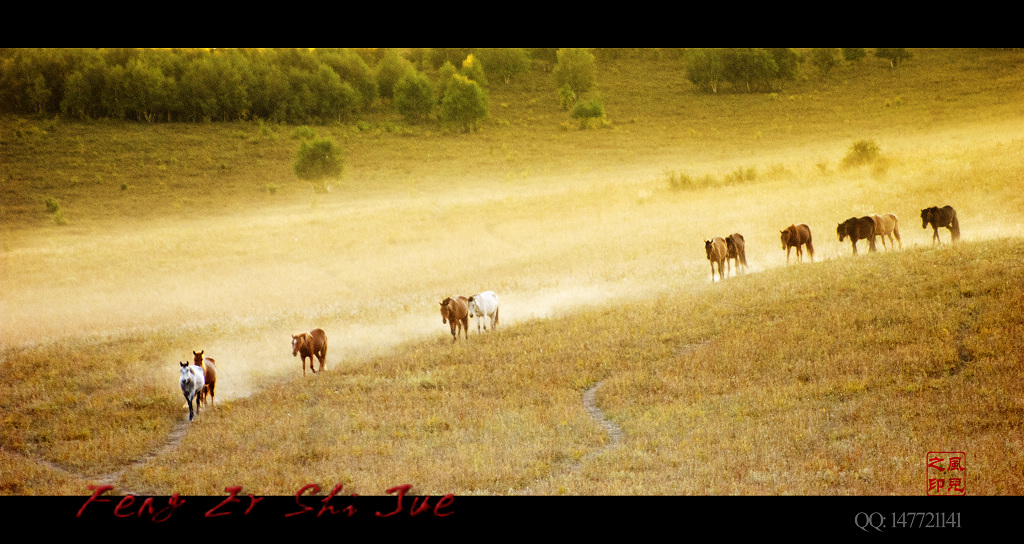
[951, 211, 960, 241]
[893, 217, 902, 246]
[494, 305, 499, 328]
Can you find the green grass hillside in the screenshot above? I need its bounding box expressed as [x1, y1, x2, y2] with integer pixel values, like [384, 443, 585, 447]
[1, 48, 1022, 495]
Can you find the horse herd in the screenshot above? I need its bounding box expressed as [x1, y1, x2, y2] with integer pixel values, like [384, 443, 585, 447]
[177, 291, 501, 421]
[704, 205, 961, 281]
[178, 206, 961, 419]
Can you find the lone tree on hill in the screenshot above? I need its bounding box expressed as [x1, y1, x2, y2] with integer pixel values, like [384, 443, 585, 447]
[294, 136, 343, 192]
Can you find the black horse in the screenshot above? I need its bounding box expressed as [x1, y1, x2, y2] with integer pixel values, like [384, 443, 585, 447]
[837, 216, 877, 255]
[921, 206, 960, 244]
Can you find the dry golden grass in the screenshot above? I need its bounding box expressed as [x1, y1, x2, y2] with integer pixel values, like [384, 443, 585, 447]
[2, 49, 1023, 495]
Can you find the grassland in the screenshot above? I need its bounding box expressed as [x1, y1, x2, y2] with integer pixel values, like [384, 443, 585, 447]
[1, 48, 1023, 495]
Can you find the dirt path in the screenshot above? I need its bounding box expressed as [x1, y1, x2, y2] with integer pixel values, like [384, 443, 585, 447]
[568, 382, 624, 471]
[518, 338, 714, 494]
[92, 418, 190, 494]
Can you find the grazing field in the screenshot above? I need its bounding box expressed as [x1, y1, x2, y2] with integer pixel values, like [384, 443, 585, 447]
[1, 48, 1023, 495]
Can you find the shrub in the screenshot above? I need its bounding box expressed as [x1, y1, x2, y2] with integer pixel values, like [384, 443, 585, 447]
[291, 125, 316, 140]
[558, 84, 575, 111]
[294, 136, 343, 192]
[570, 95, 605, 128]
[842, 139, 881, 168]
[45, 197, 60, 213]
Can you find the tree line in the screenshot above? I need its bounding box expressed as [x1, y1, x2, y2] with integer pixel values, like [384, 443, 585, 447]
[0, 48, 918, 126]
[0, 48, 546, 126]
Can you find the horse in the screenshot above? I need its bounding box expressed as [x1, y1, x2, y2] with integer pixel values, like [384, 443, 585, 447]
[179, 361, 205, 421]
[468, 291, 500, 334]
[192, 350, 217, 409]
[704, 237, 728, 281]
[921, 205, 960, 244]
[871, 213, 902, 250]
[837, 216, 877, 255]
[440, 296, 469, 342]
[725, 233, 747, 276]
[292, 328, 327, 376]
[780, 224, 814, 263]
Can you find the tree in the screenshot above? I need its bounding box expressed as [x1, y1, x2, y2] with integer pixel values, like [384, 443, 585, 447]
[768, 48, 800, 90]
[476, 48, 530, 84]
[460, 54, 487, 87]
[394, 70, 435, 123]
[441, 74, 488, 132]
[809, 48, 839, 78]
[684, 48, 725, 93]
[552, 48, 596, 97]
[722, 48, 778, 92]
[842, 48, 867, 62]
[294, 136, 343, 192]
[874, 48, 913, 69]
[433, 61, 458, 104]
[375, 49, 414, 100]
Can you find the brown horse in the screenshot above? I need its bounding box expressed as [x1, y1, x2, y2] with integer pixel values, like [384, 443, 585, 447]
[704, 237, 728, 282]
[440, 296, 469, 342]
[725, 233, 747, 276]
[921, 205, 960, 244]
[192, 350, 218, 409]
[292, 328, 327, 376]
[871, 213, 902, 250]
[780, 224, 814, 263]
[837, 216, 877, 255]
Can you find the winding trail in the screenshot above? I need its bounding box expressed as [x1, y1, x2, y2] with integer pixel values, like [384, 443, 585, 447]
[519, 338, 714, 493]
[93, 418, 190, 494]
[569, 382, 624, 471]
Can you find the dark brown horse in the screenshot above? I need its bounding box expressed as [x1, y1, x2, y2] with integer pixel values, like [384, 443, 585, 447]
[292, 328, 327, 376]
[440, 296, 469, 342]
[837, 216, 877, 255]
[192, 350, 218, 409]
[725, 233, 747, 276]
[872, 213, 902, 250]
[921, 205, 960, 244]
[704, 237, 728, 282]
[780, 224, 814, 263]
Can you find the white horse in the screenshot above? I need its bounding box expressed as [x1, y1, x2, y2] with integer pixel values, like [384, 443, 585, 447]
[467, 291, 500, 334]
[179, 361, 205, 421]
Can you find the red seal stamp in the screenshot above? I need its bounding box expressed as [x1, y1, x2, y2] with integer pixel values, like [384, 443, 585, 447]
[926, 452, 966, 496]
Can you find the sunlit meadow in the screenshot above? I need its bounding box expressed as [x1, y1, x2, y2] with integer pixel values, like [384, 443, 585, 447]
[1, 48, 1022, 495]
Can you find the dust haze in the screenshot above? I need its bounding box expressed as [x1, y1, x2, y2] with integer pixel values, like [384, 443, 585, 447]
[3, 120, 1024, 407]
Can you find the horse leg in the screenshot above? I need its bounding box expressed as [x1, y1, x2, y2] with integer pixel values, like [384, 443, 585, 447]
[868, 236, 876, 252]
[852, 240, 858, 255]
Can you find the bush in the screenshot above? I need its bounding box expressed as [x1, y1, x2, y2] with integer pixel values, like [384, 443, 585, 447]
[291, 125, 316, 140]
[294, 136, 343, 192]
[45, 197, 60, 213]
[570, 95, 605, 128]
[558, 83, 575, 111]
[842, 139, 881, 168]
